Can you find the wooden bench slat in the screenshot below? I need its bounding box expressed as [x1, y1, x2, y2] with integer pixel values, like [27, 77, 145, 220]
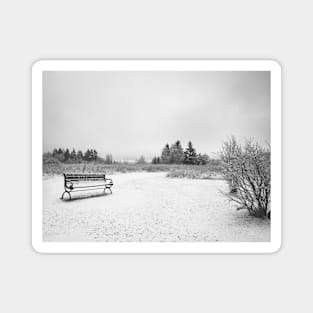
[65, 174, 105, 176]
[66, 178, 106, 181]
[65, 176, 105, 178]
[72, 184, 111, 189]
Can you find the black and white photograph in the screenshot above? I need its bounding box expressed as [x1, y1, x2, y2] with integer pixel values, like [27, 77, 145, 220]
[32, 60, 281, 253]
[4, 0, 313, 311]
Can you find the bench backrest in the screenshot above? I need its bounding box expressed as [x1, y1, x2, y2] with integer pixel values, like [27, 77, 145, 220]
[64, 173, 106, 181]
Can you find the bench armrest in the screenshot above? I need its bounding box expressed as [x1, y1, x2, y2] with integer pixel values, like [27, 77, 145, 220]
[105, 178, 113, 185]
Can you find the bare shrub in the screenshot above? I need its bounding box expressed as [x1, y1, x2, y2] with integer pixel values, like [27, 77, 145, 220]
[220, 137, 270, 218]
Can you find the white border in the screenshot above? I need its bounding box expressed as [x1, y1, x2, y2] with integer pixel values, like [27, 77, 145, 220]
[32, 60, 282, 254]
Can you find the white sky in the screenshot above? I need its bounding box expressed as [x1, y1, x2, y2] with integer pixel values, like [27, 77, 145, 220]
[43, 71, 270, 160]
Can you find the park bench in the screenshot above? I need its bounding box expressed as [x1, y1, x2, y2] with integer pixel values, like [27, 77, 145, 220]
[61, 173, 113, 200]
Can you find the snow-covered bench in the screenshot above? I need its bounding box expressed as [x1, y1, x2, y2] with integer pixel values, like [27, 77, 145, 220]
[61, 173, 113, 200]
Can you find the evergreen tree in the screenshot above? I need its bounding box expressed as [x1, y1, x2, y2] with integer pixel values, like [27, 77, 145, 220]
[89, 149, 94, 161]
[84, 149, 91, 161]
[184, 141, 197, 164]
[77, 150, 83, 162]
[64, 148, 70, 162]
[54, 148, 65, 162]
[52, 148, 58, 157]
[137, 155, 146, 164]
[105, 154, 113, 164]
[152, 156, 161, 164]
[89, 149, 94, 160]
[93, 149, 98, 160]
[70, 149, 77, 162]
[170, 140, 184, 164]
[161, 144, 171, 164]
[197, 153, 209, 165]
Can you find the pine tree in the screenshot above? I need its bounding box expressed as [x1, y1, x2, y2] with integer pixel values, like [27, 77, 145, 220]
[170, 140, 184, 164]
[184, 141, 197, 164]
[52, 148, 58, 157]
[105, 154, 113, 164]
[64, 148, 70, 162]
[137, 155, 146, 164]
[89, 149, 94, 161]
[161, 144, 171, 164]
[198, 153, 209, 165]
[152, 156, 161, 164]
[84, 149, 91, 161]
[93, 149, 98, 160]
[70, 149, 77, 162]
[55, 148, 65, 162]
[77, 150, 83, 162]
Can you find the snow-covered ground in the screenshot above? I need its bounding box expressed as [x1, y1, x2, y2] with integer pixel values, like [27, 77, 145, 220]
[43, 172, 270, 242]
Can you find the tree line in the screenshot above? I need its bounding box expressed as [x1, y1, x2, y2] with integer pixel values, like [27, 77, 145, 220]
[44, 148, 99, 163]
[44, 141, 210, 165]
[152, 140, 209, 165]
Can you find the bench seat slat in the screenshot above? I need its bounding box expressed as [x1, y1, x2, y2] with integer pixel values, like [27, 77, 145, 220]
[65, 174, 105, 176]
[66, 176, 105, 178]
[66, 178, 106, 181]
[64, 174, 110, 178]
[72, 184, 112, 189]
[70, 186, 111, 192]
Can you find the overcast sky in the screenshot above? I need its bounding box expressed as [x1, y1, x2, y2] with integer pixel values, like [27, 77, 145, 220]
[43, 71, 270, 160]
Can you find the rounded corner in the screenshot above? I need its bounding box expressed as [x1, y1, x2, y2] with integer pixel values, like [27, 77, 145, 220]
[267, 59, 282, 73]
[31, 59, 46, 73]
[268, 240, 282, 254]
[31, 240, 45, 254]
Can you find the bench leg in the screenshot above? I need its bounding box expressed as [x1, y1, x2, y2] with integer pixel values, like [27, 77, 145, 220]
[61, 191, 71, 200]
[104, 187, 112, 194]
